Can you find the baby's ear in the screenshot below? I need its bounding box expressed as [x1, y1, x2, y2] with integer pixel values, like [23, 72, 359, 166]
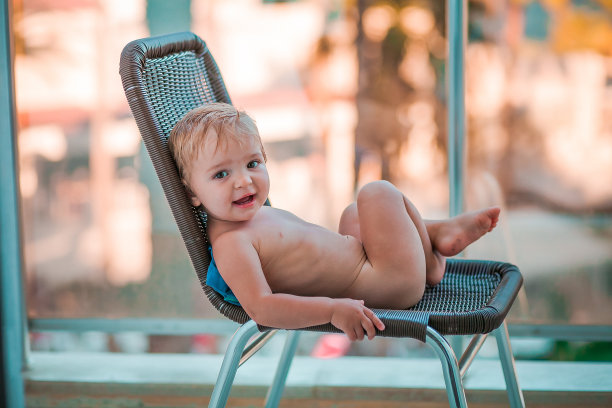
[182, 179, 202, 207]
[190, 194, 202, 207]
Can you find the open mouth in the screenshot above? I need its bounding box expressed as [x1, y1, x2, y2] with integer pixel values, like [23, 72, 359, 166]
[233, 194, 255, 206]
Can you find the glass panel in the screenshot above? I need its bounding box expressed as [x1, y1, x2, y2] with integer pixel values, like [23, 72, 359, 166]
[15, 0, 202, 320]
[461, 0, 612, 326]
[355, 0, 611, 327]
[15, 0, 353, 323]
[16, 0, 611, 358]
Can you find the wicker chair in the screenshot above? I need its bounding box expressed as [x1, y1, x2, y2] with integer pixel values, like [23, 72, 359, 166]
[120, 31, 525, 408]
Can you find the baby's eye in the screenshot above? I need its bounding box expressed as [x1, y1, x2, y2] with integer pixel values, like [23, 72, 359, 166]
[214, 171, 228, 179]
[247, 160, 259, 169]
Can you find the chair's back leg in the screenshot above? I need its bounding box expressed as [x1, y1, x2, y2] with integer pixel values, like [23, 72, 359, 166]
[426, 327, 468, 408]
[265, 331, 301, 408]
[209, 320, 260, 408]
[459, 333, 488, 378]
[494, 321, 525, 408]
[240, 330, 278, 366]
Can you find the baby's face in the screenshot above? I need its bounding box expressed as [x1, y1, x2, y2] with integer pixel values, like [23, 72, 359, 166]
[187, 129, 269, 224]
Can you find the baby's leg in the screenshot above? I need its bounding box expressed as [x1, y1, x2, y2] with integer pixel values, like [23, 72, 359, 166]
[385, 201, 500, 286]
[401, 196, 447, 286]
[339, 187, 445, 290]
[340, 187, 501, 292]
[340, 181, 444, 306]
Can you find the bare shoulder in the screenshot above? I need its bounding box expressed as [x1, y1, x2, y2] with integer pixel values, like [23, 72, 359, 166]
[210, 228, 265, 284]
[212, 228, 254, 257]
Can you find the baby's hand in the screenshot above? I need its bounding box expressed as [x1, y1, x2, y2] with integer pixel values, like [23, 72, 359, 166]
[330, 298, 385, 341]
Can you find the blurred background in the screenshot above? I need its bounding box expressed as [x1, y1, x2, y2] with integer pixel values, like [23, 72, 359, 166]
[13, 0, 612, 360]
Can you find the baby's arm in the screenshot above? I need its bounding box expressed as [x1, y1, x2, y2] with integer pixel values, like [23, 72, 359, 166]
[213, 233, 385, 340]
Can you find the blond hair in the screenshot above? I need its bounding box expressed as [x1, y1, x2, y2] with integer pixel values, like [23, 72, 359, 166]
[169, 102, 266, 186]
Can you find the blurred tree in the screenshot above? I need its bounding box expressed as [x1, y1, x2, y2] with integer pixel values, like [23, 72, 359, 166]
[553, 9, 612, 55]
[354, 0, 446, 186]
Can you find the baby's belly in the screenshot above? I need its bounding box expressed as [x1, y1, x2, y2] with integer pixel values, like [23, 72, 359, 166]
[263, 231, 367, 298]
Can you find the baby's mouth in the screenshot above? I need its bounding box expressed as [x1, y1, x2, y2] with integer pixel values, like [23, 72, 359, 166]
[233, 194, 255, 206]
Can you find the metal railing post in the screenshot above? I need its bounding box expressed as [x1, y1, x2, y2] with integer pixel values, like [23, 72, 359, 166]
[447, 0, 468, 358]
[447, 0, 467, 218]
[1, 1, 26, 406]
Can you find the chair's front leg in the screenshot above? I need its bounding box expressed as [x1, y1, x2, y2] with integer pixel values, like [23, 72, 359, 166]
[426, 327, 468, 408]
[209, 320, 260, 408]
[264, 330, 301, 408]
[494, 321, 525, 408]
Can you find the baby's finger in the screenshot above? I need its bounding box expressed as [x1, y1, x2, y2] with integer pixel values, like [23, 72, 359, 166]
[345, 328, 357, 342]
[362, 317, 376, 340]
[365, 308, 385, 331]
[354, 326, 365, 341]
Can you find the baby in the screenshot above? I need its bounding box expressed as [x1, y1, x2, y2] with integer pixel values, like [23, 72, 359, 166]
[169, 103, 500, 341]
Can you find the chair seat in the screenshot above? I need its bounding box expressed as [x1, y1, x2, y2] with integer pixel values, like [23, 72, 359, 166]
[209, 258, 522, 342]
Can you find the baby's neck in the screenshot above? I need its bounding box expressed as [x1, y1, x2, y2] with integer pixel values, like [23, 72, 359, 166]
[206, 217, 250, 243]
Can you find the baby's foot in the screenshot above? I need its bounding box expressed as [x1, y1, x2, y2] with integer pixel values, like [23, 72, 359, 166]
[433, 207, 500, 257]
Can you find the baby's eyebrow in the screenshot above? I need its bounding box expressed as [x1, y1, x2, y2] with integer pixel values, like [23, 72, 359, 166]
[205, 159, 231, 173]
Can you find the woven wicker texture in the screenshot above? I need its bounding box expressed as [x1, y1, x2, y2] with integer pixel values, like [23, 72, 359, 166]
[119, 32, 522, 343]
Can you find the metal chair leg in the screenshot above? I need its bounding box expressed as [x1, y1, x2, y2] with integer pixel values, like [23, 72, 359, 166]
[459, 334, 488, 378]
[426, 327, 468, 408]
[209, 320, 260, 408]
[240, 330, 277, 366]
[494, 321, 525, 408]
[264, 330, 301, 408]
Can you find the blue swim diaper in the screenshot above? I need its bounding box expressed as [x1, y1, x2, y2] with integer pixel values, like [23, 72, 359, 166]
[206, 246, 240, 306]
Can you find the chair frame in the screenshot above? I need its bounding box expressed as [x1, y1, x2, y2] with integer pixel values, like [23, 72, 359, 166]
[209, 321, 523, 408]
[119, 31, 525, 408]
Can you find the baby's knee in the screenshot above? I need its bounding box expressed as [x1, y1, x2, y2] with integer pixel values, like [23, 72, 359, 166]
[338, 202, 360, 237]
[340, 202, 358, 221]
[357, 180, 397, 204]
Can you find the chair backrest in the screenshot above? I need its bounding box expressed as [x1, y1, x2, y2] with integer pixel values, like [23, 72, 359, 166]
[120, 31, 250, 324]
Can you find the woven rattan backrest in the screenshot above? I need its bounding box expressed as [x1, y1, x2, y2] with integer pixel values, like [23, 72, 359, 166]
[120, 32, 250, 324]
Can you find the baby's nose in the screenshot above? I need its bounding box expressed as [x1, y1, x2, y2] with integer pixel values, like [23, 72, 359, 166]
[234, 172, 252, 188]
